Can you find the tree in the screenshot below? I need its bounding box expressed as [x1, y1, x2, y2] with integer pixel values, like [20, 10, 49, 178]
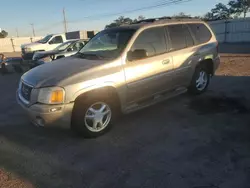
[211, 3, 232, 20]
[172, 12, 191, 18]
[105, 16, 146, 28]
[105, 16, 133, 28]
[0, 30, 8, 38]
[133, 15, 145, 23]
[203, 12, 215, 21]
[228, 0, 250, 18]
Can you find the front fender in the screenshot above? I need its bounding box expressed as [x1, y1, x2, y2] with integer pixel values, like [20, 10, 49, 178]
[71, 81, 117, 102]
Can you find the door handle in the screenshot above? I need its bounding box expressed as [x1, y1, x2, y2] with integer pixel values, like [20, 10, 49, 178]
[162, 59, 170, 65]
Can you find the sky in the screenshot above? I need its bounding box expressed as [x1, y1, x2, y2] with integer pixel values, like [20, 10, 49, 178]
[1, 0, 229, 37]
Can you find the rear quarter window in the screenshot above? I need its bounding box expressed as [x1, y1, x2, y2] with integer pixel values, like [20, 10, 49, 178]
[167, 24, 194, 51]
[188, 23, 212, 44]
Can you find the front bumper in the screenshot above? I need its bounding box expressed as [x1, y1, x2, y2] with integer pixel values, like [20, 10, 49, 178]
[17, 91, 74, 129]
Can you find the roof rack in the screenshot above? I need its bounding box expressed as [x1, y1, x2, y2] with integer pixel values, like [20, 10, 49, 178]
[133, 17, 201, 24]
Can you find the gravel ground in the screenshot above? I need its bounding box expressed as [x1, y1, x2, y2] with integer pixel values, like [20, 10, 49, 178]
[0, 49, 250, 188]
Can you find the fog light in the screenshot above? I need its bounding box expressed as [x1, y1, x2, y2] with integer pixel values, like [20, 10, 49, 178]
[35, 117, 45, 127]
[50, 107, 62, 112]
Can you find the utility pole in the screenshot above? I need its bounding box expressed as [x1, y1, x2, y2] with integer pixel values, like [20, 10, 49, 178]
[30, 23, 35, 37]
[63, 8, 68, 33]
[16, 28, 19, 37]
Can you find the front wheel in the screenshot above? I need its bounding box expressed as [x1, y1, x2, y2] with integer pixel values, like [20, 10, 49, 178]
[71, 95, 117, 138]
[188, 65, 210, 94]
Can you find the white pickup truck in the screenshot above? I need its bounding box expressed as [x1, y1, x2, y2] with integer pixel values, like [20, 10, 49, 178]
[21, 31, 96, 60]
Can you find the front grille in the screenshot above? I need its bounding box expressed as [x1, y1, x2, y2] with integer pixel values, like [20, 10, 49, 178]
[20, 82, 33, 102]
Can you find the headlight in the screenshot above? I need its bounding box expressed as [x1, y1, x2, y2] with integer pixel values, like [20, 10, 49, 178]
[37, 87, 65, 104]
[25, 48, 32, 52]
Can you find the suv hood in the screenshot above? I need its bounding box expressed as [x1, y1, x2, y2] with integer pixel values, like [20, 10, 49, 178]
[21, 56, 107, 88]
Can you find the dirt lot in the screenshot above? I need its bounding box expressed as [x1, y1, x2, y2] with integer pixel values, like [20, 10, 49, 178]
[0, 49, 250, 188]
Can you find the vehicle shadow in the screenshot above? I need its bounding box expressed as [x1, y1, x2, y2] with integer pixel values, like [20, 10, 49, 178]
[0, 75, 250, 188]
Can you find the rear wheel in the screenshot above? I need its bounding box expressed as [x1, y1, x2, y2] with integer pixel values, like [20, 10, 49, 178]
[71, 93, 118, 138]
[188, 64, 210, 94]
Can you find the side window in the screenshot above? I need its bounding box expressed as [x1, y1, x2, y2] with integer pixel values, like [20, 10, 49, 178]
[130, 27, 167, 59]
[167, 24, 194, 51]
[188, 23, 212, 44]
[73, 42, 84, 51]
[184, 25, 195, 47]
[51, 36, 63, 44]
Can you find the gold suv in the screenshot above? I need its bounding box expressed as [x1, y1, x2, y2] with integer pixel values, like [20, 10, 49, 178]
[17, 18, 220, 138]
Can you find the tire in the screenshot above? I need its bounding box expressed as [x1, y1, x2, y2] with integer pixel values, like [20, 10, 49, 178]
[188, 64, 210, 95]
[71, 91, 119, 138]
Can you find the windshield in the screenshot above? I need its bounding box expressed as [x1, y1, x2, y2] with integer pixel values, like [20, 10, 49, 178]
[79, 29, 135, 59]
[37, 35, 53, 44]
[54, 41, 75, 51]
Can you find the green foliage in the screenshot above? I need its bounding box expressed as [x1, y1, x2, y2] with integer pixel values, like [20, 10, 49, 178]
[203, 0, 250, 21]
[105, 13, 194, 29]
[0, 30, 8, 38]
[211, 3, 232, 20]
[105, 16, 145, 29]
[203, 12, 215, 21]
[172, 12, 191, 18]
[228, 0, 250, 17]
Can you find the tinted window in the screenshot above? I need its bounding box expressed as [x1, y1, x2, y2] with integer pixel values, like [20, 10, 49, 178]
[87, 31, 95, 39]
[188, 23, 212, 44]
[167, 24, 194, 51]
[52, 36, 63, 44]
[130, 27, 167, 58]
[72, 42, 84, 51]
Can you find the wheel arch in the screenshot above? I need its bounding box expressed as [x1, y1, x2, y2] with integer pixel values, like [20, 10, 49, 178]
[198, 58, 214, 75]
[73, 84, 122, 110]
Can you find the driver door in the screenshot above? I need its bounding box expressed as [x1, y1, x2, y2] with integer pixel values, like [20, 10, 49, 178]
[47, 36, 63, 50]
[123, 27, 175, 103]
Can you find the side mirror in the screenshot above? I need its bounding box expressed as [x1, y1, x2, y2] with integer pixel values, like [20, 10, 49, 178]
[127, 49, 147, 61]
[67, 48, 73, 52]
[49, 40, 53, 45]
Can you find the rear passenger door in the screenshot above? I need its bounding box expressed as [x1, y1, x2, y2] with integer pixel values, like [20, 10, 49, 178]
[124, 27, 175, 103]
[166, 24, 197, 87]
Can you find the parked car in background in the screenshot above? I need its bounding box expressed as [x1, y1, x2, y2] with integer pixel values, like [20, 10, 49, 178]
[21, 30, 97, 60]
[30, 39, 88, 68]
[0, 54, 23, 74]
[21, 34, 69, 60]
[17, 18, 220, 138]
